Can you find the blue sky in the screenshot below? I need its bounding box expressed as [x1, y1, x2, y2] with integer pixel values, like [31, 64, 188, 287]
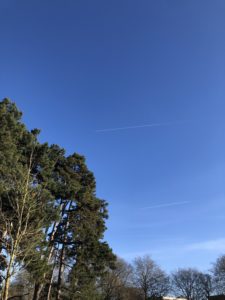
[0, 0, 225, 272]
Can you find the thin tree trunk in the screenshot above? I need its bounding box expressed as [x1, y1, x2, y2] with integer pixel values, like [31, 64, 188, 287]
[32, 241, 55, 300]
[46, 259, 57, 300]
[143, 289, 148, 300]
[2, 275, 10, 300]
[32, 283, 43, 300]
[56, 245, 65, 300]
[33, 202, 67, 300]
[55, 201, 72, 300]
[2, 251, 15, 300]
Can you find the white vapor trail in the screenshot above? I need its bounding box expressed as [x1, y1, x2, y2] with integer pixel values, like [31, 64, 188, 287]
[96, 120, 191, 133]
[142, 201, 190, 210]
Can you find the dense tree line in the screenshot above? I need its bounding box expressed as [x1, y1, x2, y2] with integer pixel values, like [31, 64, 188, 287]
[98, 255, 225, 300]
[0, 99, 224, 300]
[5, 252, 225, 300]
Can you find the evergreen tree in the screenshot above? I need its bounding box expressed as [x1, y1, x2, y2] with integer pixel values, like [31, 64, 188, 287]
[0, 98, 115, 299]
[43, 154, 116, 299]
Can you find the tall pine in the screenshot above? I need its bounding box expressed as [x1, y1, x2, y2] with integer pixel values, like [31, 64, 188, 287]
[0, 99, 115, 300]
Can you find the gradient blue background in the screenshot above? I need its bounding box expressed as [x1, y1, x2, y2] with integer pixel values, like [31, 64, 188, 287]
[0, 0, 225, 272]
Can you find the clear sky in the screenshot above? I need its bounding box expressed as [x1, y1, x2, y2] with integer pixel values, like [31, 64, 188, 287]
[0, 0, 225, 272]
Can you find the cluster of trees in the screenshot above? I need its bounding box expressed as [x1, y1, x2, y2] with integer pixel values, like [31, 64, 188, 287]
[0, 99, 115, 300]
[97, 254, 225, 300]
[0, 99, 225, 300]
[7, 253, 225, 300]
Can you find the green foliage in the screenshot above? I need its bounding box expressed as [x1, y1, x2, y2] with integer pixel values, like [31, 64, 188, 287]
[0, 98, 115, 299]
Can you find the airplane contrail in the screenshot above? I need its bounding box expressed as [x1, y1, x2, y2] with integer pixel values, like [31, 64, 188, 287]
[96, 120, 192, 133]
[142, 201, 190, 210]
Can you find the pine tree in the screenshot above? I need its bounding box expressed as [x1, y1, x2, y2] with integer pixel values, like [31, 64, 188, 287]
[0, 98, 115, 300]
[43, 154, 116, 299]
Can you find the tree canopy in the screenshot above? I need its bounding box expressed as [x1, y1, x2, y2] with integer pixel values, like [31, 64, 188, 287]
[0, 98, 115, 300]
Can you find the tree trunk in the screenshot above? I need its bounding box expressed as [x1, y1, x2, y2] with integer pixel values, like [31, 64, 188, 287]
[2, 251, 15, 300]
[144, 290, 148, 300]
[46, 264, 56, 300]
[55, 201, 72, 300]
[56, 245, 65, 300]
[34, 240, 56, 300]
[2, 275, 10, 300]
[32, 283, 43, 300]
[34, 202, 67, 300]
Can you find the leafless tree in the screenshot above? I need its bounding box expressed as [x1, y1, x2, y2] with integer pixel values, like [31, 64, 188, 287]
[172, 268, 195, 300]
[132, 255, 170, 300]
[211, 255, 225, 295]
[196, 273, 213, 300]
[100, 257, 133, 299]
[0, 150, 48, 300]
[171, 268, 212, 300]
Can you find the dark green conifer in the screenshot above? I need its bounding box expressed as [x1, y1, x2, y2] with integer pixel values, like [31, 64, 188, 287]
[0, 99, 115, 300]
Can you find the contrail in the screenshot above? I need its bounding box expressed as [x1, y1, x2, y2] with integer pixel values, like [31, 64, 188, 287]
[142, 201, 190, 210]
[96, 120, 192, 133]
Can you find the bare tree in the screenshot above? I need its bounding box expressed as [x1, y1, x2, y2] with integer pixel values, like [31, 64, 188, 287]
[0, 150, 48, 300]
[100, 257, 133, 299]
[132, 255, 169, 300]
[171, 268, 212, 300]
[211, 255, 225, 295]
[196, 273, 213, 300]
